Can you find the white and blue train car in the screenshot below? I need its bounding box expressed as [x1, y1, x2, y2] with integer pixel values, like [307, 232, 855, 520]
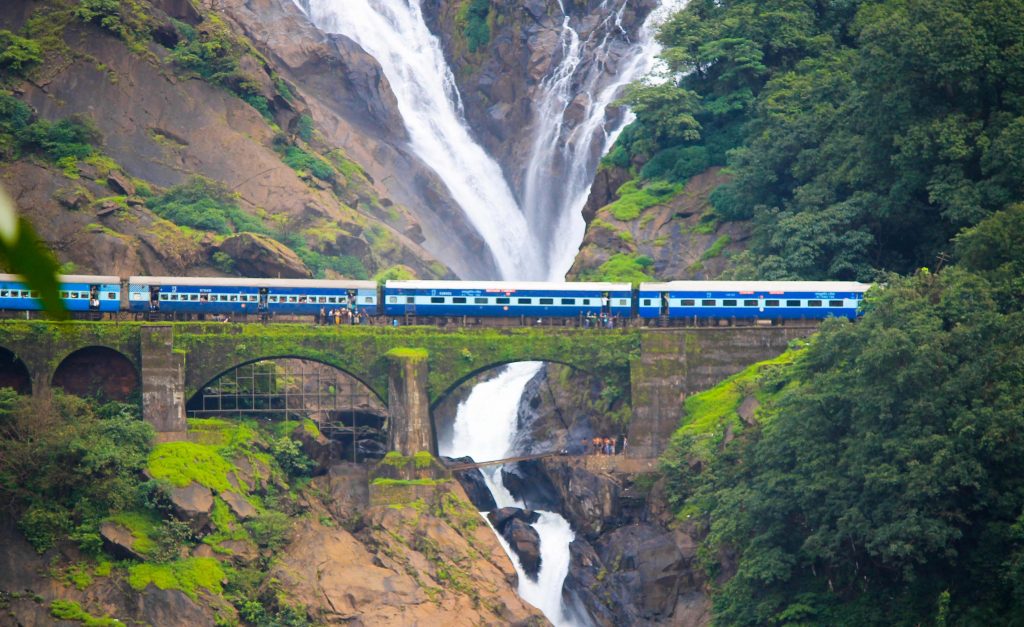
[382, 280, 633, 318]
[637, 281, 871, 320]
[128, 277, 378, 316]
[0, 273, 121, 313]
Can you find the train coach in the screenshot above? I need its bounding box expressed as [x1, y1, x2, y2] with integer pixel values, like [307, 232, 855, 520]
[0, 273, 121, 313]
[382, 280, 633, 319]
[126, 277, 379, 317]
[637, 281, 871, 321]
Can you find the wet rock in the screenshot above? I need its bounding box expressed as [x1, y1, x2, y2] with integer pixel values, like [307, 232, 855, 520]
[487, 506, 539, 531]
[444, 456, 497, 511]
[541, 459, 621, 541]
[99, 521, 145, 561]
[220, 490, 257, 521]
[168, 482, 213, 530]
[500, 460, 560, 510]
[218, 232, 312, 279]
[501, 518, 542, 580]
[562, 538, 618, 627]
[595, 523, 687, 620]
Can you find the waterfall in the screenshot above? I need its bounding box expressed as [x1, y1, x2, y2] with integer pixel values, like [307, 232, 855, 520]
[302, 0, 541, 280]
[295, 1, 683, 624]
[524, 0, 690, 279]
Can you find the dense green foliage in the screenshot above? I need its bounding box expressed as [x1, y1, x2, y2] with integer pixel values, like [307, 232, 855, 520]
[577, 252, 654, 284]
[0, 30, 43, 75]
[457, 0, 491, 53]
[664, 207, 1024, 624]
[0, 394, 154, 553]
[617, 0, 1024, 280]
[149, 176, 265, 235]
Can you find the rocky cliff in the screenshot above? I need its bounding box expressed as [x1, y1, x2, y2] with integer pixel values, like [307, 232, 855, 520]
[0, 0, 485, 279]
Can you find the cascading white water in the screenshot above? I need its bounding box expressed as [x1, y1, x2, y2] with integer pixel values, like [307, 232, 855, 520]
[302, 0, 541, 280]
[439, 362, 577, 625]
[523, 0, 690, 279]
[295, 1, 683, 624]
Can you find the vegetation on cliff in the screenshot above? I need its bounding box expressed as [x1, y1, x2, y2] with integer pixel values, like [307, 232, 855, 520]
[663, 206, 1024, 624]
[610, 0, 1024, 281]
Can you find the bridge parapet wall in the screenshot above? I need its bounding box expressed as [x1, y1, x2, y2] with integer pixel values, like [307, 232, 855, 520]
[627, 326, 817, 458]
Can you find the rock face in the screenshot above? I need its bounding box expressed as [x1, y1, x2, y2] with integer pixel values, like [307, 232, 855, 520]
[500, 517, 543, 580]
[218, 233, 312, 279]
[99, 521, 145, 561]
[570, 166, 751, 281]
[220, 490, 258, 520]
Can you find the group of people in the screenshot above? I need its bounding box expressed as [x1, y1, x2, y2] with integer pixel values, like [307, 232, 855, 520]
[583, 311, 619, 329]
[584, 435, 626, 456]
[315, 306, 369, 326]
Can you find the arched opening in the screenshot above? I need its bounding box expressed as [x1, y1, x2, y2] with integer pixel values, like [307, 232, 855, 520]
[52, 347, 138, 401]
[187, 358, 387, 462]
[0, 347, 31, 395]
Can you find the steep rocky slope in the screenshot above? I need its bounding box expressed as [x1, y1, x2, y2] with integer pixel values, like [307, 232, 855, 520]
[0, 0, 476, 279]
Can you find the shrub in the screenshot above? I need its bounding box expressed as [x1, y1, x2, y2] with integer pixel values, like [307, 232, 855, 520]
[150, 176, 266, 235]
[606, 179, 682, 221]
[0, 30, 43, 74]
[245, 511, 291, 550]
[640, 145, 709, 183]
[295, 114, 314, 142]
[17, 116, 100, 160]
[280, 145, 334, 181]
[458, 0, 491, 53]
[270, 436, 313, 477]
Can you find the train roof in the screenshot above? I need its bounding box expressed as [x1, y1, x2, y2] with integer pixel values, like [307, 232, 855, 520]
[639, 280, 873, 293]
[128, 276, 377, 289]
[385, 280, 633, 292]
[0, 273, 122, 284]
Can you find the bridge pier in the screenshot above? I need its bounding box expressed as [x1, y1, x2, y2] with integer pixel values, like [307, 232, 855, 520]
[141, 326, 186, 441]
[385, 349, 435, 456]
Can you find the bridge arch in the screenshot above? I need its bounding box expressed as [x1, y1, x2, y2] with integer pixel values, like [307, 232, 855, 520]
[52, 346, 139, 401]
[0, 346, 31, 394]
[189, 355, 387, 410]
[430, 356, 598, 412]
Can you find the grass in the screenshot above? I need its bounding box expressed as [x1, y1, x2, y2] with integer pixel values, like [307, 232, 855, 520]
[147, 441, 238, 492]
[126, 558, 225, 600]
[606, 179, 682, 221]
[106, 510, 160, 555]
[49, 600, 123, 626]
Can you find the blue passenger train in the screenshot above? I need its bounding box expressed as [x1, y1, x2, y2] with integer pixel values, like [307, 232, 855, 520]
[0, 273, 872, 323]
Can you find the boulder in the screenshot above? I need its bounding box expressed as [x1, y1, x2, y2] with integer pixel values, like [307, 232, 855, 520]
[291, 423, 340, 474]
[107, 170, 136, 196]
[487, 506, 539, 532]
[218, 232, 311, 279]
[168, 482, 214, 530]
[220, 490, 257, 520]
[218, 539, 259, 565]
[595, 523, 687, 620]
[445, 456, 497, 511]
[501, 518, 542, 580]
[99, 521, 145, 561]
[500, 460, 560, 510]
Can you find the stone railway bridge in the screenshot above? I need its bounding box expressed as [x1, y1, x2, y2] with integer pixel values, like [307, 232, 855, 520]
[0, 322, 816, 458]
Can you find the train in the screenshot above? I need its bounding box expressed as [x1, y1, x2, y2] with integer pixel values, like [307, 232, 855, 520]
[0, 274, 872, 324]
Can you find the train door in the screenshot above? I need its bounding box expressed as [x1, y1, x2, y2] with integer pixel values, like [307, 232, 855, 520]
[601, 292, 610, 314]
[660, 292, 669, 316]
[148, 286, 160, 311]
[88, 285, 100, 311]
[258, 288, 269, 318]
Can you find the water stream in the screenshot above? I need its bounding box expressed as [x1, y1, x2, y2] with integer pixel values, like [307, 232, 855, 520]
[296, 1, 682, 623]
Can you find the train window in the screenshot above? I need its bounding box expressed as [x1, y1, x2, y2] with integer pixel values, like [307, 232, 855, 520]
[61, 292, 69, 298]
[518, 298, 532, 304]
[765, 300, 780, 307]
[190, 295, 198, 301]
[160, 294, 169, 300]
[290, 296, 299, 303]
[474, 297, 488, 304]
[829, 300, 843, 307]
[249, 296, 257, 302]
[539, 298, 553, 305]
[430, 297, 445, 303]
[339, 297, 348, 304]
[723, 299, 737, 307]
[618, 299, 628, 306]
[317, 297, 326, 303]
[170, 294, 179, 301]
[808, 300, 823, 307]
[786, 299, 800, 307]
[582, 299, 591, 305]
[681, 299, 696, 306]
[364, 297, 373, 303]
[561, 298, 575, 305]
[642, 299, 651, 306]
[406, 297, 414, 304]
[268, 296, 277, 302]
[743, 299, 758, 307]
[388, 297, 397, 304]
[327, 297, 336, 303]
[106, 292, 116, 299]
[496, 297, 510, 304]
[701, 299, 716, 306]
[453, 297, 467, 304]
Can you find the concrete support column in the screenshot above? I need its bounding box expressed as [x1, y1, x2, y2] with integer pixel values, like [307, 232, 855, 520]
[385, 349, 435, 456]
[627, 333, 686, 459]
[141, 325, 186, 441]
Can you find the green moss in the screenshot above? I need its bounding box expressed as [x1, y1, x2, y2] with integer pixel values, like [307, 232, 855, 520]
[413, 451, 434, 469]
[301, 418, 320, 438]
[700, 235, 731, 261]
[606, 179, 682, 221]
[94, 560, 112, 577]
[147, 441, 237, 492]
[126, 558, 225, 600]
[386, 347, 429, 361]
[49, 600, 123, 626]
[107, 510, 160, 555]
